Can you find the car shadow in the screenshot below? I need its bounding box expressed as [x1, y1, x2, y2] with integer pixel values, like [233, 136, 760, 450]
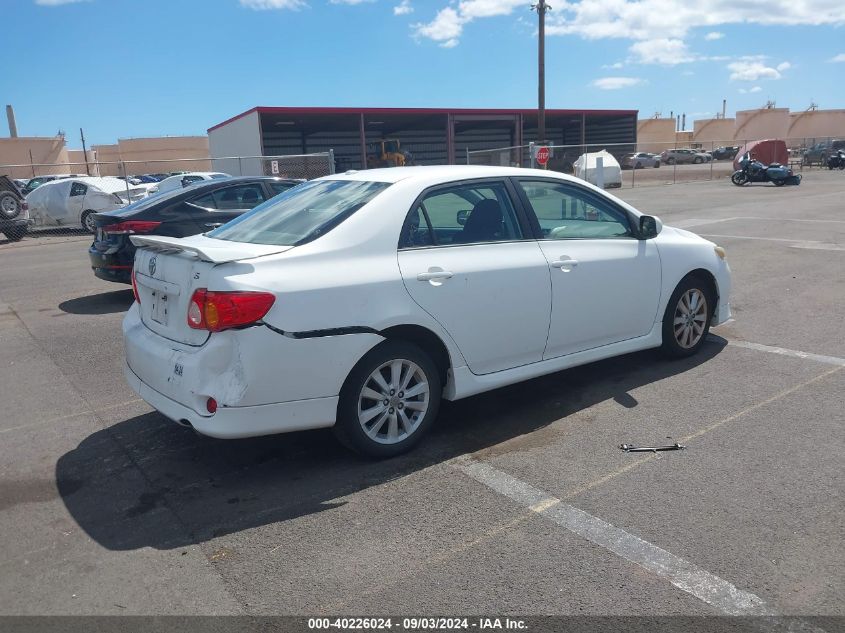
[59, 290, 134, 315]
[56, 337, 726, 551]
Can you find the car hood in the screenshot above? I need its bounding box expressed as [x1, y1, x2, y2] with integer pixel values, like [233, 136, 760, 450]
[660, 225, 715, 246]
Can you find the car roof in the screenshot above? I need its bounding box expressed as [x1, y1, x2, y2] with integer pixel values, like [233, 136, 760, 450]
[318, 165, 583, 186]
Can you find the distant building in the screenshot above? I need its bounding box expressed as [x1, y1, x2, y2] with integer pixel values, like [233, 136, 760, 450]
[208, 106, 639, 175]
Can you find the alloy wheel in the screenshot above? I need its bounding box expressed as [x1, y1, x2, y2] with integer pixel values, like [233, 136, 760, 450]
[673, 289, 708, 349]
[357, 359, 429, 445]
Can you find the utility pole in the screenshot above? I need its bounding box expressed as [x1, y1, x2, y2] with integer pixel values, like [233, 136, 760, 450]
[532, 1, 550, 145]
[79, 128, 91, 176]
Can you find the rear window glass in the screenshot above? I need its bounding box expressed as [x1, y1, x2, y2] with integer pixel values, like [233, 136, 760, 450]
[209, 179, 390, 246]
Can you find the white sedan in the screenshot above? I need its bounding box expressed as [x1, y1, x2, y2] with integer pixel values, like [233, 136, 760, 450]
[123, 166, 731, 457]
[26, 176, 151, 233]
[150, 172, 231, 195]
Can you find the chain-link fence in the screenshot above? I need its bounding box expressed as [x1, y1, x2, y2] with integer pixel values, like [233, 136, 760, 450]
[0, 152, 335, 243]
[467, 137, 844, 189]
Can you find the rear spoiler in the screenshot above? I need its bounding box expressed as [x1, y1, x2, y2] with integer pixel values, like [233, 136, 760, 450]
[130, 235, 292, 264]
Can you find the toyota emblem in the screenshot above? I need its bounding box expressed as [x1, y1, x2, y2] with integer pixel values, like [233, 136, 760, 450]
[148, 256, 157, 276]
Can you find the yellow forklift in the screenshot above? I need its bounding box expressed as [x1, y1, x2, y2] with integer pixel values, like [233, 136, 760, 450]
[366, 139, 414, 168]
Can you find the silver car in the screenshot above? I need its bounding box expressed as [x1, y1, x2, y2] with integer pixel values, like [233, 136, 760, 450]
[660, 148, 712, 165]
[622, 152, 661, 169]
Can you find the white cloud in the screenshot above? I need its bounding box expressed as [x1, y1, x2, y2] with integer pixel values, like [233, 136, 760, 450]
[240, 0, 306, 8]
[602, 62, 624, 69]
[35, 0, 88, 5]
[394, 0, 413, 15]
[704, 31, 725, 40]
[829, 53, 845, 62]
[330, 0, 374, 4]
[545, 1, 845, 41]
[413, 0, 526, 46]
[629, 38, 695, 65]
[413, 7, 464, 46]
[591, 77, 644, 90]
[728, 60, 790, 81]
[739, 86, 763, 94]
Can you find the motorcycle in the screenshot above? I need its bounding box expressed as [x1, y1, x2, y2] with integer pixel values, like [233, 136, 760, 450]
[827, 149, 845, 170]
[731, 154, 801, 186]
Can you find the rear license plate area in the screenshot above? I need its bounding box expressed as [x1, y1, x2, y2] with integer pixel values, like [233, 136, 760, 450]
[150, 290, 170, 326]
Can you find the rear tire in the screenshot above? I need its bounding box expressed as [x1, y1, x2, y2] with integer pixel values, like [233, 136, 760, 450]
[773, 178, 786, 186]
[661, 276, 714, 358]
[334, 340, 442, 458]
[2, 226, 26, 242]
[666, 157, 676, 165]
[81, 210, 96, 234]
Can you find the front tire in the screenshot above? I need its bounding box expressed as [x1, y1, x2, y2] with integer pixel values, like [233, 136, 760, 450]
[773, 178, 786, 186]
[731, 172, 748, 186]
[693, 157, 703, 164]
[661, 276, 714, 358]
[334, 340, 442, 458]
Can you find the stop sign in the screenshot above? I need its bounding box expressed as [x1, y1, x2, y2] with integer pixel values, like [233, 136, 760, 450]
[536, 146, 550, 166]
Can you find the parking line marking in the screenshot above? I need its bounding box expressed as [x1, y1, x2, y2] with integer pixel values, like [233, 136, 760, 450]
[458, 459, 777, 616]
[672, 216, 845, 229]
[699, 234, 845, 251]
[560, 365, 842, 501]
[0, 398, 144, 436]
[714, 337, 845, 367]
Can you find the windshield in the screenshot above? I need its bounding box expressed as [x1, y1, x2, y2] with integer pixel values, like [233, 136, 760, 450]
[209, 179, 390, 246]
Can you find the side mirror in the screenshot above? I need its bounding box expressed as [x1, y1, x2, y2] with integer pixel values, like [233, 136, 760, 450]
[456, 209, 469, 226]
[638, 215, 661, 239]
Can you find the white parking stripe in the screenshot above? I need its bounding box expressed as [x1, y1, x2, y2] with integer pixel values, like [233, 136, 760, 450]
[699, 234, 845, 251]
[714, 337, 845, 367]
[457, 459, 778, 616]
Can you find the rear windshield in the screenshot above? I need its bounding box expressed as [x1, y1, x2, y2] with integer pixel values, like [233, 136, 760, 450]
[208, 179, 390, 246]
[106, 185, 189, 217]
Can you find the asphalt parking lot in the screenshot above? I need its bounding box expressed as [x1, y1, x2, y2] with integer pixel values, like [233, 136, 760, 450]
[0, 172, 843, 619]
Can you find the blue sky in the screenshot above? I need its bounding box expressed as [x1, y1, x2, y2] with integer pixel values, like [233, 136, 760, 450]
[3, 0, 845, 146]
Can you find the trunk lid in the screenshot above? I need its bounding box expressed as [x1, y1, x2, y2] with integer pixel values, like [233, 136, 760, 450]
[130, 234, 292, 346]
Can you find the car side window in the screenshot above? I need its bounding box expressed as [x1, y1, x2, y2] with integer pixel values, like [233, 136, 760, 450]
[70, 182, 87, 197]
[269, 182, 296, 196]
[517, 180, 632, 239]
[400, 181, 522, 249]
[191, 185, 267, 211]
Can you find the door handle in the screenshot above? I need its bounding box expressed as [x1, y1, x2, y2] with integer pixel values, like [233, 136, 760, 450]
[204, 223, 224, 229]
[551, 258, 579, 270]
[417, 270, 453, 281]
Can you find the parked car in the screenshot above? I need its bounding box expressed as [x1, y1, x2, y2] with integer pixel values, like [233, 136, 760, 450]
[659, 149, 712, 165]
[122, 165, 732, 457]
[26, 176, 150, 233]
[20, 174, 85, 196]
[621, 152, 660, 169]
[12, 178, 29, 193]
[0, 175, 31, 241]
[802, 139, 845, 166]
[89, 177, 300, 284]
[710, 146, 740, 160]
[149, 172, 231, 195]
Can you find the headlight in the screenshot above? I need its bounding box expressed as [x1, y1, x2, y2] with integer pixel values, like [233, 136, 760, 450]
[714, 246, 727, 260]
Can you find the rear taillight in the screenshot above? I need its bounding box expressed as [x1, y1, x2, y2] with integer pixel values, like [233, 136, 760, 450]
[103, 221, 161, 235]
[131, 269, 141, 304]
[187, 289, 275, 333]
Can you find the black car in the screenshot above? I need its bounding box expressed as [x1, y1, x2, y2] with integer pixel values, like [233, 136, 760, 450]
[88, 176, 301, 283]
[711, 146, 740, 160]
